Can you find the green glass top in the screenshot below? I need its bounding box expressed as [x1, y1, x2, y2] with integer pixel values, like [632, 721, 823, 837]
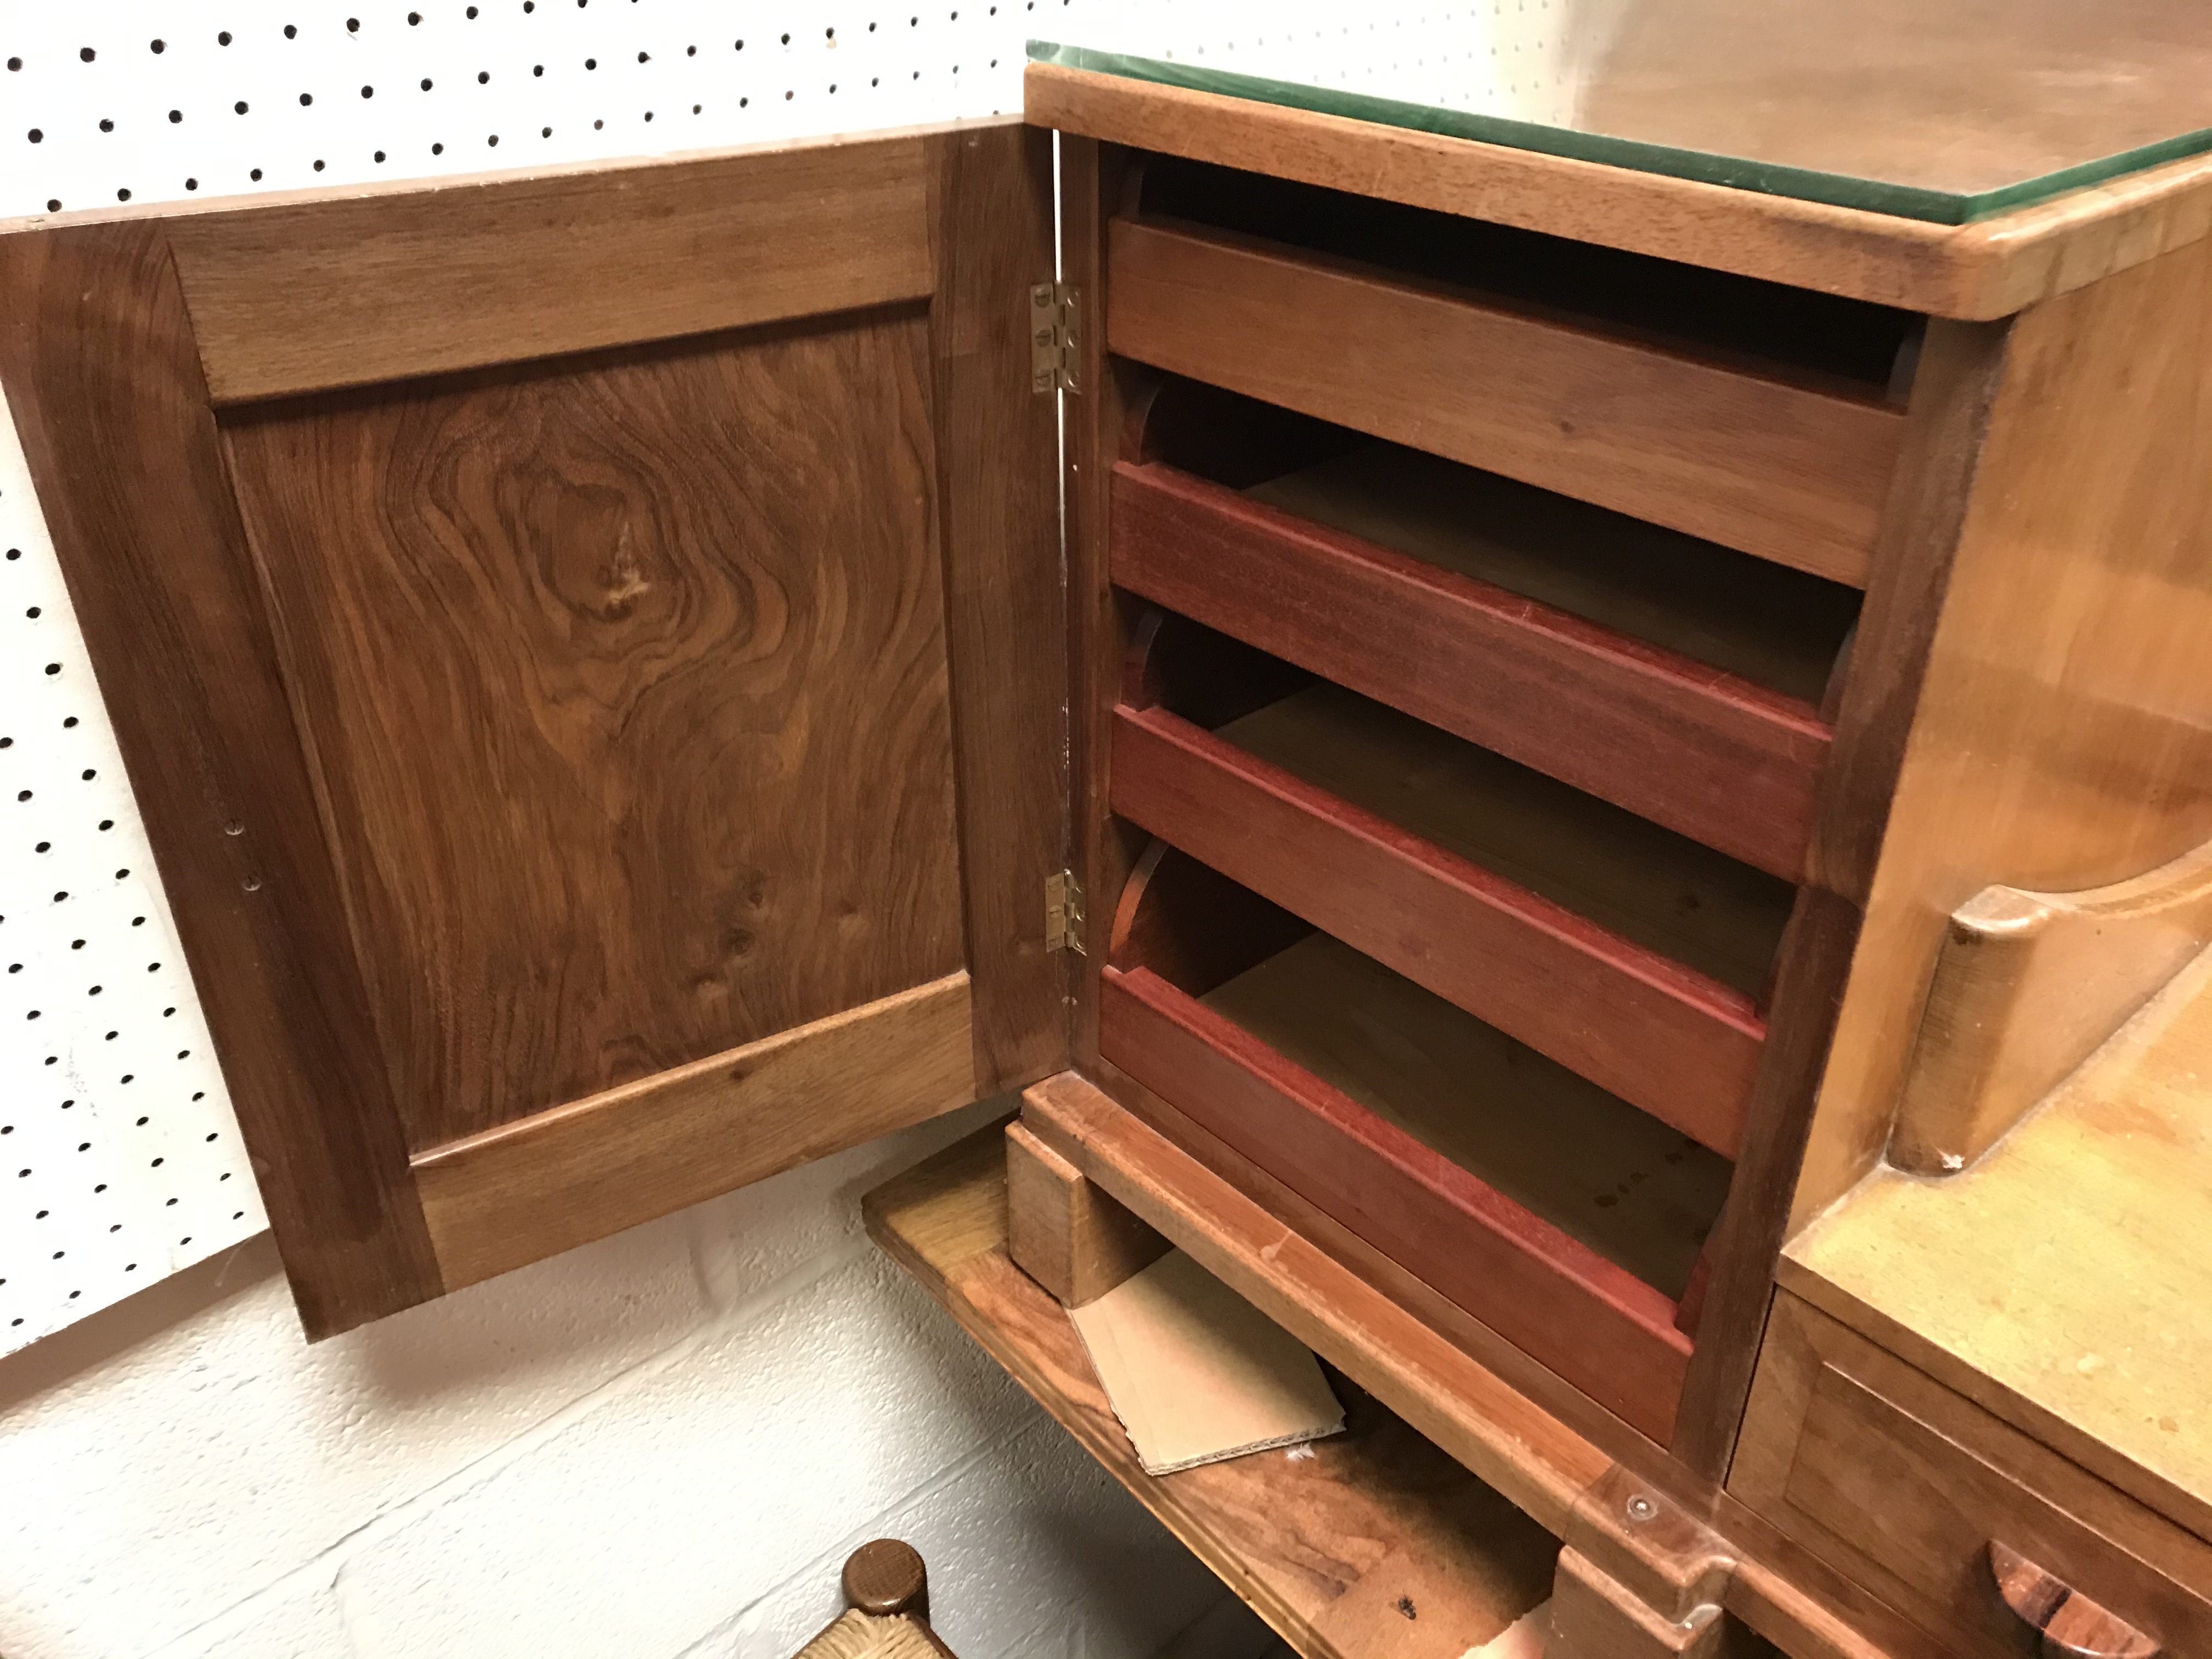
[1031, 1, 2212, 223]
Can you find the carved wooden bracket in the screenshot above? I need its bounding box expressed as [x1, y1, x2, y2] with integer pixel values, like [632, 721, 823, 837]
[1890, 836, 2212, 1176]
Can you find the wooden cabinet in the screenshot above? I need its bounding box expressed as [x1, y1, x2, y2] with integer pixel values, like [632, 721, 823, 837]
[0, 126, 1066, 1336]
[8, 59, 2212, 1659]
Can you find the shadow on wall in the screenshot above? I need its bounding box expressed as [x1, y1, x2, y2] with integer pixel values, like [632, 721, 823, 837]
[0, 1229, 284, 1415]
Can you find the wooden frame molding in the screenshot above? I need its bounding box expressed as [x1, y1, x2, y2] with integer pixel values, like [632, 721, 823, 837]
[1028, 62, 2212, 321]
[415, 973, 978, 1290]
[168, 133, 936, 403]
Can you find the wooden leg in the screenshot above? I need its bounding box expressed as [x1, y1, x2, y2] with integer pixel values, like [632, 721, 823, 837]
[1006, 1120, 1170, 1306]
[1548, 1549, 1729, 1658]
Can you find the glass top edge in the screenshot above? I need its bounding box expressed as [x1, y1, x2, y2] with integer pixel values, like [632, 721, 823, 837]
[1028, 40, 2212, 227]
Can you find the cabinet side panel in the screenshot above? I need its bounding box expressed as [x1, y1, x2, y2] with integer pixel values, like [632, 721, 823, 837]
[929, 123, 1071, 1093]
[1796, 234, 2212, 1232]
[221, 312, 966, 1150]
[1667, 318, 2016, 1471]
[0, 223, 440, 1335]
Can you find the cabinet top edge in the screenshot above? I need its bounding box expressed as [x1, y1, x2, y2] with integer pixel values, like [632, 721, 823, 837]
[1025, 62, 2212, 321]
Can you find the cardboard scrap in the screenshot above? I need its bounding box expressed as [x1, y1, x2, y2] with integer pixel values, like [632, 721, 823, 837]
[1069, 1249, 1345, 1475]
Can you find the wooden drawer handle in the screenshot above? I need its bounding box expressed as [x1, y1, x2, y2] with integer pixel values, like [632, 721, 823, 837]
[1990, 1542, 2160, 1657]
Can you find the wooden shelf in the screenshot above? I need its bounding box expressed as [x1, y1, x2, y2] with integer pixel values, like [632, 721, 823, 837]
[1109, 457, 1833, 881]
[1214, 681, 1795, 1001]
[1099, 859, 1728, 1441]
[1246, 444, 1860, 708]
[862, 1122, 1561, 1659]
[1203, 933, 1732, 1306]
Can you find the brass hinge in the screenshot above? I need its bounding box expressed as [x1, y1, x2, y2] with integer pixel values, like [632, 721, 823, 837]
[1029, 282, 1081, 394]
[1046, 869, 1086, 954]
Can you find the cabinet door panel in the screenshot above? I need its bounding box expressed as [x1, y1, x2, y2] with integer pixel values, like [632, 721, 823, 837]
[0, 122, 1064, 1335]
[222, 314, 963, 1148]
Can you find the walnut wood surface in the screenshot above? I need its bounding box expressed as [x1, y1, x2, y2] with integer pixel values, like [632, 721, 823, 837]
[1108, 218, 1903, 586]
[413, 973, 975, 1289]
[863, 1120, 1562, 1659]
[1732, 1296, 2212, 1658]
[1099, 956, 1700, 1445]
[0, 220, 442, 1336]
[1111, 460, 1831, 880]
[166, 131, 935, 402]
[1004, 1120, 1169, 1307]
[223, 314, 966, 1150]
[1793, 233, 2212, 1234]
[926, 123, 1070, 1094]
[1025, 63, 2212, 321]
[1109, 701, 1763, 1154]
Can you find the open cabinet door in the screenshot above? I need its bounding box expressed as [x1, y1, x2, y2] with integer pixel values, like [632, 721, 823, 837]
[0, 120, 1067, 1336]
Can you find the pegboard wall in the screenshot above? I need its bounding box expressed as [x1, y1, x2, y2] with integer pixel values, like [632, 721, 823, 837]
[1, 0, 1092, 217]
[0, 0, 1112, 1356]
[1046, 1, 1602, 127]
[0, 391, 264, 1354]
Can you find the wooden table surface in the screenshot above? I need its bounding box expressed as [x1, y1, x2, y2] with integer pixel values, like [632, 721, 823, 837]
[862, 1121, 1560, 1659]
[1785, 945, 2212, 1547]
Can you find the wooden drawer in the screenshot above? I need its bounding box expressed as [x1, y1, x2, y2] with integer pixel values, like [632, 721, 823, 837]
[1096, 844, 1737, 1444]
[1734, 1293, 2212, 1657]
[1106, 215, 1908, 588]
[1107, 612, 1783, 1155]
[1110, 458, 1837, 881]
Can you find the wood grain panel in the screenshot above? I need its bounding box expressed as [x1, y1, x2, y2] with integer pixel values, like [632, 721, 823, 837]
[167, 132, 934, 402]
[1026, 62, 2212, 321]
[1099, 963, 1693, 1444]
[1793, 233, 2212, 1233]
[222, 313, 966, 1149]
[926, 125, 1070, 1093]
[1112, 459, 1831, 879]
[1109, 703, 1763, 1154]
[864, 1122, 1564, 1659]
[1107, 218, 1904, 584]
[416, 972, 975, 1290]
[0, 222, 442, 1337]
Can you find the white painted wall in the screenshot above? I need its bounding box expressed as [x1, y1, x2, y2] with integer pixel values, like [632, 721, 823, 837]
[0, 1099, 1283, 1659]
